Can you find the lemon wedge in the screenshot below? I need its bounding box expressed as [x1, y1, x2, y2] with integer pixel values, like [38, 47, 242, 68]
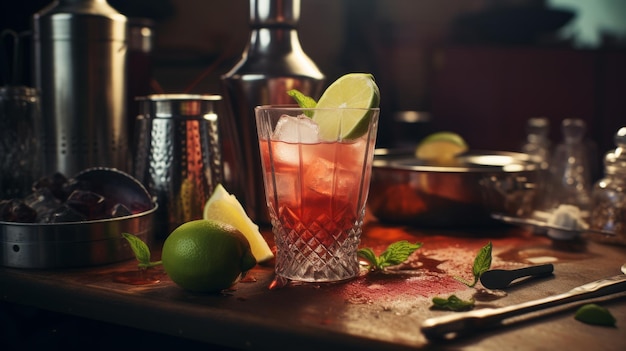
[203, 184, 274, 263]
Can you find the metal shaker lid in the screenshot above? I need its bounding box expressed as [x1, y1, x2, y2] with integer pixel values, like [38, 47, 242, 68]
[136, 94, 223, 119]
[33, 0, 127, 41]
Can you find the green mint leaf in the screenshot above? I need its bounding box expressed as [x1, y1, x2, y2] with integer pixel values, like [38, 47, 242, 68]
[357, 248, 379, 270]
[432, 295, 475, 311]
[575, 304, 616, 327]
[378, 240, 423, 269]
[287, 89, 317, 117]
[473, 241, 493, 278]
[121, 233, 161, 269]
[454, 241, 492, 287]
[358, 241, 422, 271]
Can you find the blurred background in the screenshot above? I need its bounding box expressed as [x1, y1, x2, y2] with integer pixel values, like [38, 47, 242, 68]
[2, 0, 626, 171]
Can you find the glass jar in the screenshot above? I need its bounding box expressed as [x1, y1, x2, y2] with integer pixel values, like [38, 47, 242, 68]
[588, 127, 626, 245]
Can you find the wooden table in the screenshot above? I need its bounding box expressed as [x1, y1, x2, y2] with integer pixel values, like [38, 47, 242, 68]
[1, 221, 625, 350]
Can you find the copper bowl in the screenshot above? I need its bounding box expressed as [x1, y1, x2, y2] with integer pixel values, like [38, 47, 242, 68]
[368, 149, 544, 228]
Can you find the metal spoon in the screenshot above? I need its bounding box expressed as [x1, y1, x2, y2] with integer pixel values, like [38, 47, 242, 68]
[421, 263, 626, 340]
[491, 213, 617, 237]
[480, 264, 554, 289]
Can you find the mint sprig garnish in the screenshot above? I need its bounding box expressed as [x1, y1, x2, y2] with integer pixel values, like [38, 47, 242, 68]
[358, 240, 423, 271]
[287, 89, 317, 117]
[122, 233, 162, 269]
[455, 241, 492, 288]
[432, 295, 475, 311]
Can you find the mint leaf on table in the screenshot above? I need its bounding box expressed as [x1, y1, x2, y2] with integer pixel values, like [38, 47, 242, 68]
[432, 295, 475, 311]
[358, 240, 423, 271]
[121, 233, 162, 269]
[575, 304, 616, 327]
[473, 241, 493, 280]
[455, 241, 492, 288]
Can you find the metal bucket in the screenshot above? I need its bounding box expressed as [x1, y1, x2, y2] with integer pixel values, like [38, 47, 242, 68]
[0, 205, 156, 269]
[0, 167, 157, 269]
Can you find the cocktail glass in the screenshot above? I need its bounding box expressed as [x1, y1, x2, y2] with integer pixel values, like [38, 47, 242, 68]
[255, 105, 379, 282]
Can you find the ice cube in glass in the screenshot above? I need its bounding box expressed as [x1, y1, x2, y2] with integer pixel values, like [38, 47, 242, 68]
[273, 115, 319, 143]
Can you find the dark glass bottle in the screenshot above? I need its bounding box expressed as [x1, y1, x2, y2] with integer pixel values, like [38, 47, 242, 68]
[221, 0, 324, 223]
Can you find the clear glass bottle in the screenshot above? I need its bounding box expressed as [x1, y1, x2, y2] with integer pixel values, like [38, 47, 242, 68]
[589, 127, 626, 245]
[520, 117, 551, 166]
[221, 0, 325, 223]
[544, 118, 592, 211]
[520, 117, 551, 213]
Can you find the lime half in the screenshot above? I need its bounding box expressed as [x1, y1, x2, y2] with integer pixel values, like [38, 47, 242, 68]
[312, 73, 380, 140]
[415, 131, 468, 164]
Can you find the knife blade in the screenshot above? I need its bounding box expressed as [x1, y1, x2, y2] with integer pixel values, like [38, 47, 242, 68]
[421, 272, 626, 340]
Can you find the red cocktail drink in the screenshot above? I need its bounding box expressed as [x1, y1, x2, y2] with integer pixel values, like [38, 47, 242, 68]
[256, 106, 379, 282]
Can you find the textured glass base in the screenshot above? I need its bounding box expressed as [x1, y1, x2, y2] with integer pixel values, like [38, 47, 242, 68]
[272, 216, 362, 282]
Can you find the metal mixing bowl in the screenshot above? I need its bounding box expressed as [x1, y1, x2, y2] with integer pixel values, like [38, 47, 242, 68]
[0, 208, 156, 269]
[0, 168, 157, 269]
[368, 149, 543, 228]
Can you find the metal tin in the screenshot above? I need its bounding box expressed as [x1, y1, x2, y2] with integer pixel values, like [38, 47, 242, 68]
[33, 0, 129, 176]
[0, 206, 156, 269]
[0, 167, 157, 269]
[133, 94, 223, 238]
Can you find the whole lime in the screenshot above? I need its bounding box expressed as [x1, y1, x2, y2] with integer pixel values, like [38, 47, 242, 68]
[161, 219, 257, 293]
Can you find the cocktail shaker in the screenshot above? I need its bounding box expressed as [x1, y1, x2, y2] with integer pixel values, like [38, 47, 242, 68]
[221, 0, 325, 223]
[33, 0, 129, 177]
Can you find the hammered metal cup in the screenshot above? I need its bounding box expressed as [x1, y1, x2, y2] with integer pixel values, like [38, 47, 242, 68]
[133, 94, 223, 238]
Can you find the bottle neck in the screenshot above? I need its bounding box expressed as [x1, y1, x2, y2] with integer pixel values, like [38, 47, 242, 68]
[247, 27, 304, 56]
[245, 0, 306, 58]
[223, 0, 323, 80]
[249, 0, 300, 28]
